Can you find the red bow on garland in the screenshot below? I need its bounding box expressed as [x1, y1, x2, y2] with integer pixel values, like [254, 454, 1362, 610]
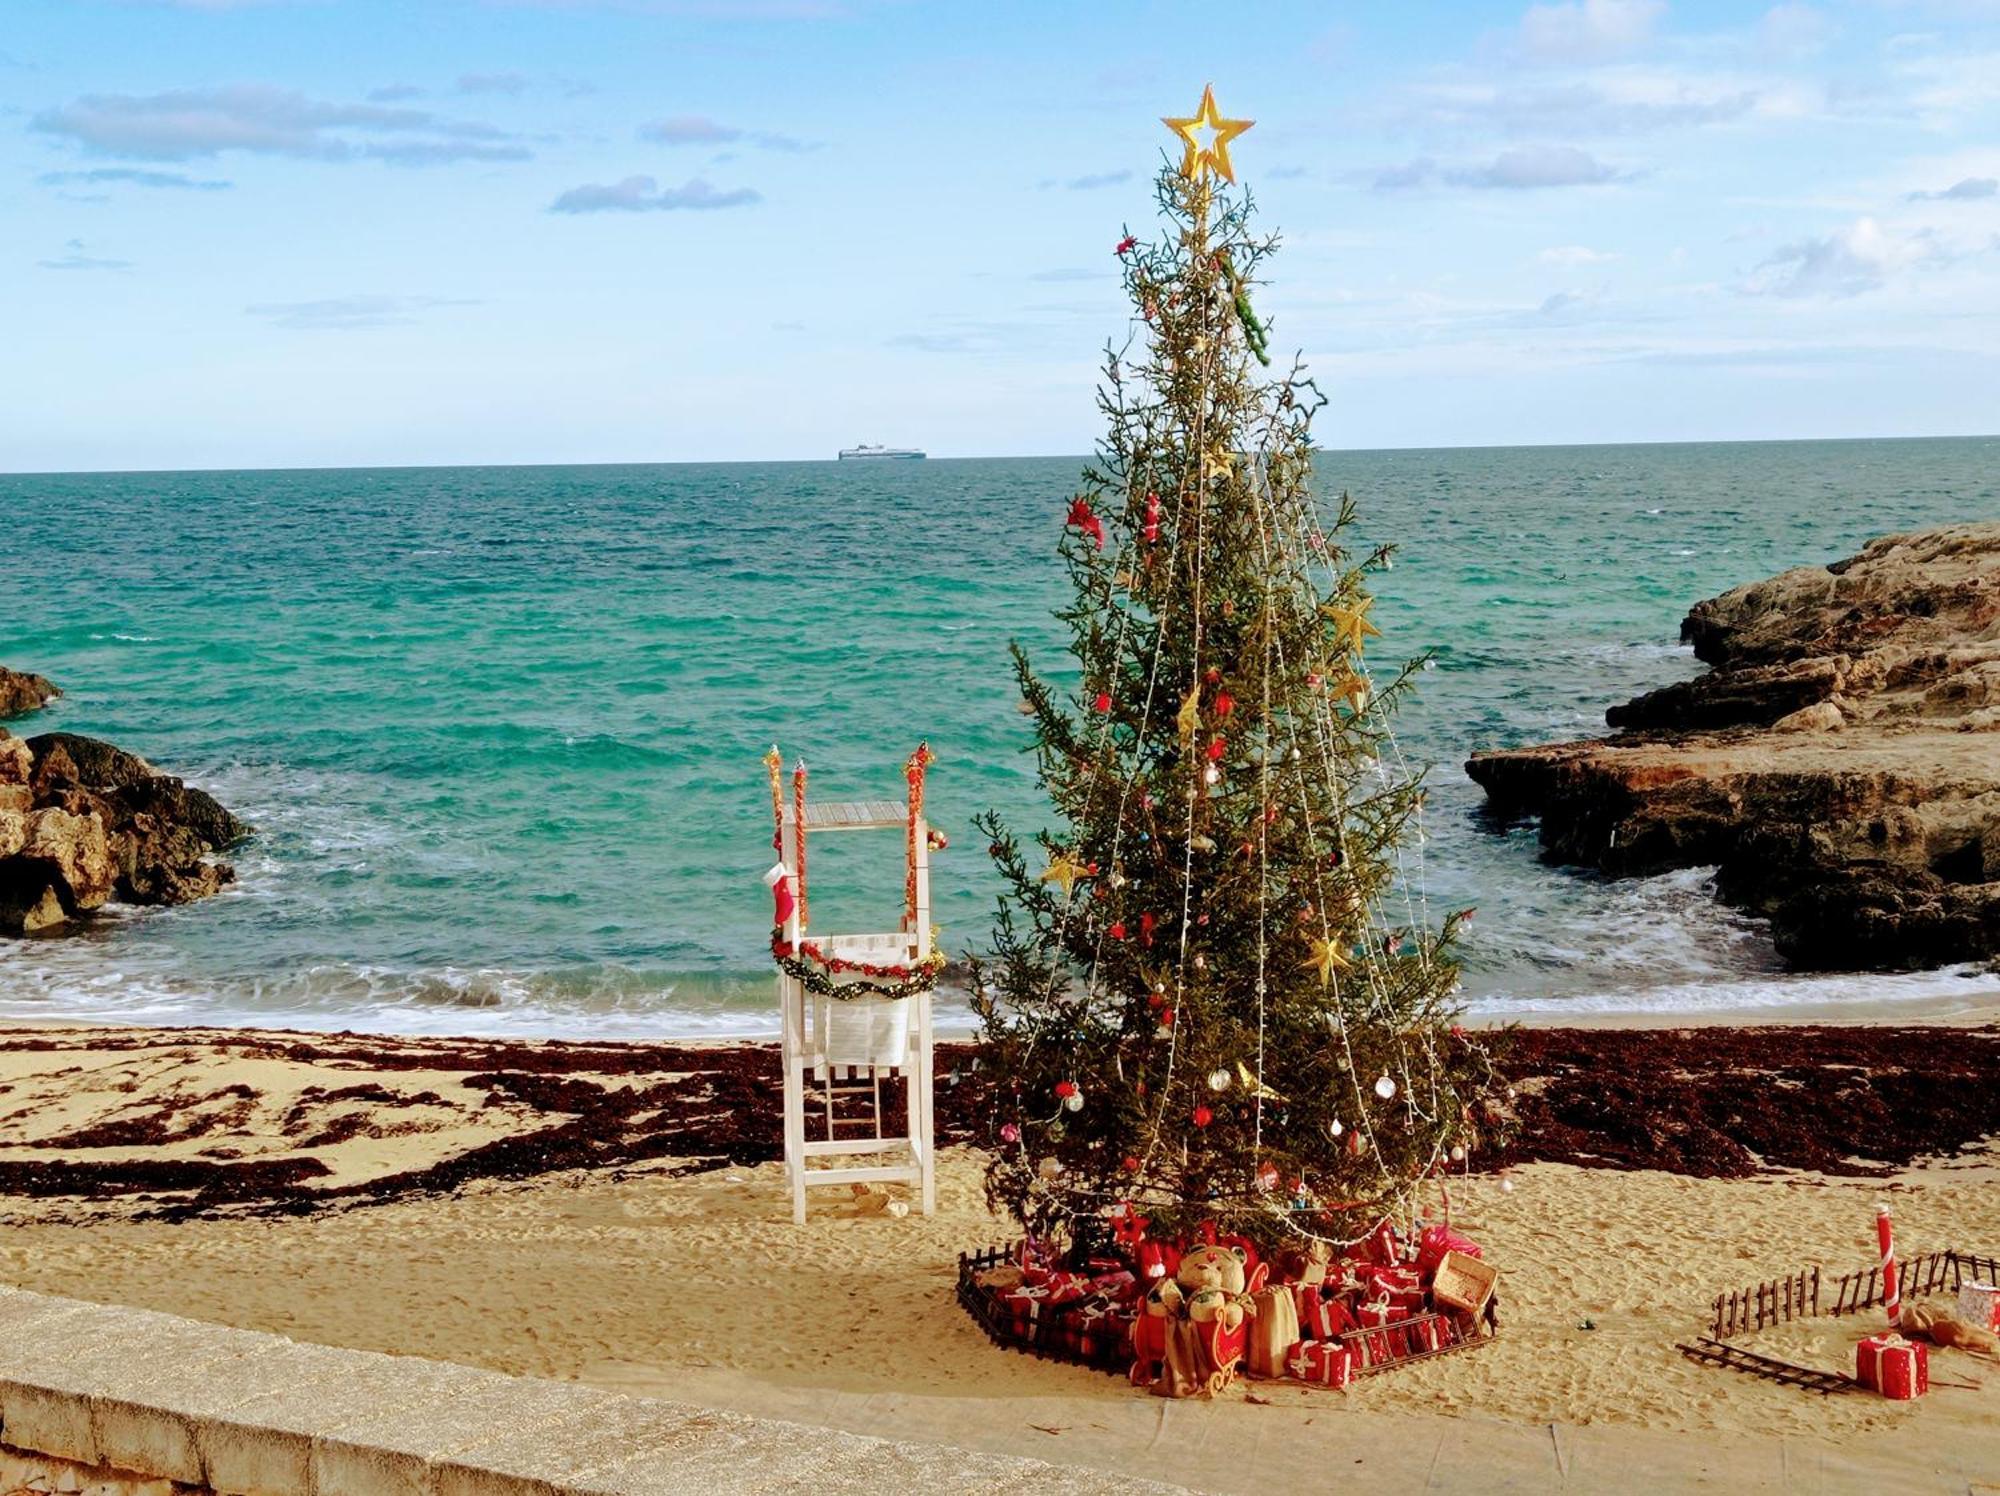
[1066, 497, 1105, 550]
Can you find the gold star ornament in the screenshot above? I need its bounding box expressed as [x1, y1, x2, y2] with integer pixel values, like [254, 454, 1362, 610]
[1302, 936, 1351, 986]
[1162, 84, 1253, 184]
[1040, 853, 1090, 897]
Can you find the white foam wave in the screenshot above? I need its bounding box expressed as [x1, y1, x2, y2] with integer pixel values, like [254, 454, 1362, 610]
[1471, 963, 2000, 1019]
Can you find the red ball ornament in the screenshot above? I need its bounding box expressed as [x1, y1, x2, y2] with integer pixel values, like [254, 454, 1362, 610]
[1206, 737, 1226, 762]
[1094, 691, 1112, 713]
[1192, 1104, 1213, 1128]
[1213, 691, 1234, 717]
[1122, 1154, 1141, 1172]
[1054, 1080, 1078, 1099]
[1108, 921, 1127, 940]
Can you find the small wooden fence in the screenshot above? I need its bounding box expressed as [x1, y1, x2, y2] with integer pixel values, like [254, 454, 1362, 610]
[1687, 1247, 2000, 1394]
[1825, 1249, 2000, 1319]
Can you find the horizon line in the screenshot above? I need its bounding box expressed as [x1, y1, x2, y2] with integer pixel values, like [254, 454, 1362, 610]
[4, 430, 1995, 480]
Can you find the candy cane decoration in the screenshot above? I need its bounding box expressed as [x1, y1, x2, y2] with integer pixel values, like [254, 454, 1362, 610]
[1876, 1202, 1900, 1328]
[792, 760, 809, 932]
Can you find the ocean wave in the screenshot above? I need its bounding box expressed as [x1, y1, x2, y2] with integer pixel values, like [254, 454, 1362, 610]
[1470, 963, 2000, 1019]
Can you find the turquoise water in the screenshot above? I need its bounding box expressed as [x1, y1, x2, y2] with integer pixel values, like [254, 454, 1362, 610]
[2, 439, 1996, 1036]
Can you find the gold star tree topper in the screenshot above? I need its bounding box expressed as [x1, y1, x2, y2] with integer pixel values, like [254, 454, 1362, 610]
[1163, 84, 1254, 183]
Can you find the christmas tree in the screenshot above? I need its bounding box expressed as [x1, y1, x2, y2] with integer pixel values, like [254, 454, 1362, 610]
[971, 88, 1502, 1255]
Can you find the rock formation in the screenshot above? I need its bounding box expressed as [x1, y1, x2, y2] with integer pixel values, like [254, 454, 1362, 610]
[0, 674, 247, 935]
[1466, 522, 2000, 972]
[0, 667, 58, 721]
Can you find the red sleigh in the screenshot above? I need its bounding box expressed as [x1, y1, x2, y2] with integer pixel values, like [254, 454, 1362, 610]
[1129, 1261, 1270, 1395]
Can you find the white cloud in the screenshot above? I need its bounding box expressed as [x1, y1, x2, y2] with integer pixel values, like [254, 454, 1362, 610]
[39, 166, 231, 191]
[457, 72, 530, 96]
[1377, 146, 1628, 190]
[1908, 176, 1999, 200]
[1893, 49, 2000, 122]
[1760, 3, 1836, 56]
[1539, 244, 1619, 266]
[245, 295, 478, 330]
[39, 237, 131, 271]
[547, 175, 761, 212]
[1740, 216, 1945, 297]
[639, 115, 815, 151]
[32, 86, 530, 165]
[1517, 0, 1665, 62]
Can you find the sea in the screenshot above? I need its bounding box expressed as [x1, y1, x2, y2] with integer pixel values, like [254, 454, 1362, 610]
[2, 438, 1996, 1039]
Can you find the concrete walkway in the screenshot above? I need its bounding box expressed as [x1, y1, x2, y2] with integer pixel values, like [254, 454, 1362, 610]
[0, 1286, 1179, 1495]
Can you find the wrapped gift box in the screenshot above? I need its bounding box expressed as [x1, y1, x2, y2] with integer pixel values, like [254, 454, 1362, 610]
[1363, 1266, 1425, 1311]
[1957, 1282, 2000, 1333]
[1287, 1340, 1358, 1388]
[1856, 1333, 1928, 1400]
[1057, 1300, 1135, 1357]
[1356, 1299, 1398, 1330]
[1362, 1221, 1408, 1267]
[1416, 1224, 1483, 1277]
[1345, 1326, 1404, 1368]
[1295, 1286, 1356, 1340]
[999, 1277, 1089, 1327]
[1089, 1269, 1140, 1303]
[1407, 1315, 1455, 1353]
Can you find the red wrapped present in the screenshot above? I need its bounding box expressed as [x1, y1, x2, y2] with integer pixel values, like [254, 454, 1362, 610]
[1357, 1299, 1397, 1330]
[1016, 1237, 1059, 1273]
[1407, 1315, 1454, 1353]
[999, 1276, 1088, 1326]
[1295, 1286, 1356, 1341]
[1363, 1266, 1424, 1311]
[1416, 1224, 1483, 1278]
[1287, 1340, 1358, 1388]
[1345, 1326, 1402, 1368]
[1066, 1299, 1135, 1356]
[1089, 1269, 1140, 1303]
[1361, 1220, 1408, 1267]
[1856, 1334, 1928, 1400]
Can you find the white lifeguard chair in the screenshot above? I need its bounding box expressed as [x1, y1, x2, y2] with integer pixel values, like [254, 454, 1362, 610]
[763, 744, 938, 1225]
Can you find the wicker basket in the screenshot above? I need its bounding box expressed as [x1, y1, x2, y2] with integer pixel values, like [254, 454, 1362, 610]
[1431, 1250, 1498, 1315]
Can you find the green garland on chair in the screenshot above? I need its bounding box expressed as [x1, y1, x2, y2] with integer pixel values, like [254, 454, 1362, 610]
[771, 930, 947, 1000]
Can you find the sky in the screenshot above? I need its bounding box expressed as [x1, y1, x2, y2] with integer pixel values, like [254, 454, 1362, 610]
[4, 0, 1999, 470]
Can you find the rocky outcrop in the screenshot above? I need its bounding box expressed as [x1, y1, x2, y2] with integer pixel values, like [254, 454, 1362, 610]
[1467, 522, 2000, 972]
[0, 724, 246, 937]
[0, 667, 59, 720]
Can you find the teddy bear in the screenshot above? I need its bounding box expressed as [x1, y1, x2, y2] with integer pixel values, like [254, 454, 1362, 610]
[1153, 1243, 1250, 1332]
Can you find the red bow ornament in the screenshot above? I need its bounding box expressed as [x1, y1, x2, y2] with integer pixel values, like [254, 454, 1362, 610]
[1066, 497, 1105, 550]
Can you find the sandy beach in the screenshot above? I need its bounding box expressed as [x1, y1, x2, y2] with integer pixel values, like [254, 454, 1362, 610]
[3, 1021, 1997, 1492]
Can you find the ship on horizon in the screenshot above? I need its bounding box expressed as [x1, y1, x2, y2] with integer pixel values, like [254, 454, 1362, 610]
[837, 443, 926, 460]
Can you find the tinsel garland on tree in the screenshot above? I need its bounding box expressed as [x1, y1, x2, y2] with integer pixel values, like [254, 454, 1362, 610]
[970, 92, 1506, 1255]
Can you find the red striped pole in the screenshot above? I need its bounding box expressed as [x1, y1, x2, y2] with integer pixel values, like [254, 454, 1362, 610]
[1876, 1203, 1900, 1328]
